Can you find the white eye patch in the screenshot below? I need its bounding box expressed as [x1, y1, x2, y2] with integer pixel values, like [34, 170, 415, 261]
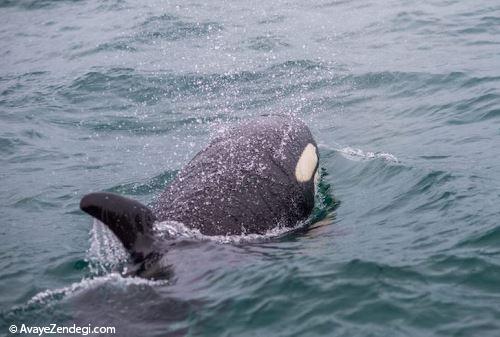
[295, 143, 318, 182]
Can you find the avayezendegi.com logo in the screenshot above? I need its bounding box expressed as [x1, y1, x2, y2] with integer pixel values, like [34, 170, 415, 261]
[9, 323, 115, 335]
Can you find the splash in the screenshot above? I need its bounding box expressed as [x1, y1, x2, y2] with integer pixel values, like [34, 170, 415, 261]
[338, 147, 399, 163]
[86, 219, 128, 274]
[319, 143, 399, 163]
[154, 219, 308, 244]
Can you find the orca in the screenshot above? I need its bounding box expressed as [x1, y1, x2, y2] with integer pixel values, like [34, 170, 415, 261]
[80, 115, 319, 277]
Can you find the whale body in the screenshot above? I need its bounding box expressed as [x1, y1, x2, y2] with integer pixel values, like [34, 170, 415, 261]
[80, 115, 319, 273]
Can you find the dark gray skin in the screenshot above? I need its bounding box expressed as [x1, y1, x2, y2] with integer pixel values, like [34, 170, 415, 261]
[80, 115, 319, 278]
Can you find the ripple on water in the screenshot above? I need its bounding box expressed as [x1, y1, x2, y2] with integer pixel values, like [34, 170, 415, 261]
[244, 35, 291, 52]
[137, 14, 224, 42]
[106, 170, 178, 196]
[0, 137, 28, 155]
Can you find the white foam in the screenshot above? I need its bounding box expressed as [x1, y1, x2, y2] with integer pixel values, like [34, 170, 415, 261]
[26, 273, 166, 307]
[338, 147, 399, 162]
[154, 219, 306, 244]
[319, 143, 399, 163]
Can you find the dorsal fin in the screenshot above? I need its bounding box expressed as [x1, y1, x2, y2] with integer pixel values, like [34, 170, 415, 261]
[80, 192, 156, 262]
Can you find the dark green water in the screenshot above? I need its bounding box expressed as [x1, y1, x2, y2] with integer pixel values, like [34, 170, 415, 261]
[1, 0, 500, 336]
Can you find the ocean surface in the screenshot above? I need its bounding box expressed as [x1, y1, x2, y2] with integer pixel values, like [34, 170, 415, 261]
[1, 0, 500, 336]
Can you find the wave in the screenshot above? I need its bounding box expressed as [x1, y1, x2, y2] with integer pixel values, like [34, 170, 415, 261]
[319, 143, 399, 163]
[138, 14, 223, 42]
[456, 225, 500, 248]
[25, 272, 165, 308]
[336, 147, 399, 163]
[0, 0, 80, 9]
